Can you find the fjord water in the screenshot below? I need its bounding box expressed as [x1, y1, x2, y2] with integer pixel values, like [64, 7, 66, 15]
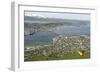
[24, 21, 90, 47]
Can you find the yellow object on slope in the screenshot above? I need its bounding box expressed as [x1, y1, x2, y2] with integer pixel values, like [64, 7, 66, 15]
[77, 51, 83, 56]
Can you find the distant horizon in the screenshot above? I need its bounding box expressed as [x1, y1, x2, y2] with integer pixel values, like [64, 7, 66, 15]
[24, 11, 90, 21]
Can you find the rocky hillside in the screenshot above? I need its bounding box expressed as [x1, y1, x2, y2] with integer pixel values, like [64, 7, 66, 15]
[24, 35, 90, 61]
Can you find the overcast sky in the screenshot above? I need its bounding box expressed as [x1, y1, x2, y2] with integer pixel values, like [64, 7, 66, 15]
[25, 11, 90, 21]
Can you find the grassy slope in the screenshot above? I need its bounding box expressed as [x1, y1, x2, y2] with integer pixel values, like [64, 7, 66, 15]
[24, 51, 90, 61]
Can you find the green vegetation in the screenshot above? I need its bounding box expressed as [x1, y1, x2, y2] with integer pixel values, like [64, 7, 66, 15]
[24, 35, 90, 61]
[24, 51, 90, 61]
